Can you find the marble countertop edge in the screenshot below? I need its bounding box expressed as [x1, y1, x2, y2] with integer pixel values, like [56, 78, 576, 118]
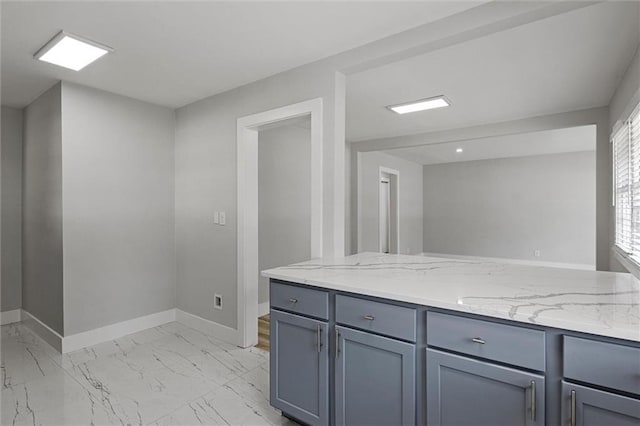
[262, 253, 640, 343]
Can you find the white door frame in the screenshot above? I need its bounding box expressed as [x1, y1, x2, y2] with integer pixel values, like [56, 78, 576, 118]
[379, 166, 400, 254]
[237, 98, 323, 348]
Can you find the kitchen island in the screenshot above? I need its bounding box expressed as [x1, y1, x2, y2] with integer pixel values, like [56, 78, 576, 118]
[262, 253, 640, 426]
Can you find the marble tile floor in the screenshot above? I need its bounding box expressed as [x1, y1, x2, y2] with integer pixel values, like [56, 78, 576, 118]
[0, 321, 299, 426]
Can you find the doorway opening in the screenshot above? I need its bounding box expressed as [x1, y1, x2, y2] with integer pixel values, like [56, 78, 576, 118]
[255, 116, 312, 351]
[379, 167, 399, 254]
[236, 98, 323, 348]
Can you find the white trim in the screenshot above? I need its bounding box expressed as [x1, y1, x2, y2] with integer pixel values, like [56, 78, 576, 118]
[21, 310, 64, 353]
[333, 71, 347, 257]
[20, 308, 243, 354]
[258, 302, 270, 318]
[611, 246, 640, 279]
[62, 309, 176, 353]
[356, 152, 363, 253]
[379, 166, 400, 254]
[175, 309, 240, 347]
[237, 98, 323, 348]
[421, 252, 595, 271]
[0, 309, 22, 325]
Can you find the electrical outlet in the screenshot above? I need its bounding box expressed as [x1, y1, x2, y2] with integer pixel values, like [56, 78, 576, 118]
[214, 294, 223, 310]
[534, 249, 541, 257]
[219, 211, 226, 225]
[214, 211, 219, 224]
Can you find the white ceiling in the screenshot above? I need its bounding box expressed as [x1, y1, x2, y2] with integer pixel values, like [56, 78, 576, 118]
[383, 125, 596, 166]
[0, 1, 481, 108]
[347, 2, 640, 142]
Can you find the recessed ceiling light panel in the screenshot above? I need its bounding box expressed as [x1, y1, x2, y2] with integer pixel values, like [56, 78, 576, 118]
[456, 148, 463, 153]
[387, 95, 450, 115]
[34, 31, 113, 71]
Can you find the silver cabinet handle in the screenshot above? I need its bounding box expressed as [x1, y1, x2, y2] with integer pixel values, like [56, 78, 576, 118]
[471, 337, 486, 344]
[289, 298, 298, 304]
[363, 314, 375, 321]
[530, 380, 536, 421]
[335, 326, 340, 358]
[317, 324, 322, 353]
[570, 390, 576, 426]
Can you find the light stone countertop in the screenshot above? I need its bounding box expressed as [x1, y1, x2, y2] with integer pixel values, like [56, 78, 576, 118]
[262, 252, 640, 342]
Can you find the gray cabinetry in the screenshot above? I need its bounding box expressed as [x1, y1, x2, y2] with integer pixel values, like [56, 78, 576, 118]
[426, 348, 545, 426]
[270, 309, 329, 426]
[563, 336, 640, 396]
[268, 279, 640, 426]
[335, 294, 417, 342]
[271, 281, 329, 320]
[561, 382, 640, 426]
[427, 311, 546, 371]
[334, 326, 415, 426]
[561, 336, 640, 426]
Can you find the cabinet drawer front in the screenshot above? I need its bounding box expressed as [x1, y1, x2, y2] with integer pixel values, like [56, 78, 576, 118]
[427, 311, 546, 371]
[563, 336, 640, 396]
[336, 295, 416, 342]
[271, 281, 329, 320]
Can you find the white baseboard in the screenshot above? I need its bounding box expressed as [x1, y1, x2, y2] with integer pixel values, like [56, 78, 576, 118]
[1, 309, 22, 325]
[21, 310, 64, 353]
[22, 309, 177, 353]
[421, 252, 595, 271]
[62, 309, 177, 353]
[175, 309, 240, 347]
[258, 302, 270, 317]
[18, 308, 242, 353]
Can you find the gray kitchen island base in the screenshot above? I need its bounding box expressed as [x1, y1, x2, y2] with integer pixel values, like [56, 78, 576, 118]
[267, 278, 640, 426]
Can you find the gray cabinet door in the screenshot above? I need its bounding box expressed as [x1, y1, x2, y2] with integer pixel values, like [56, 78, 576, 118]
[562, 382, 640, 426]
[427, 348, 545, 426]
[335, 326, 415, 426]
[270, 309, 329, 426]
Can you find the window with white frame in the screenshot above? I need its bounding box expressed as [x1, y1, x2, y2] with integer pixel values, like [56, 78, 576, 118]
[613, 102, 640, 264]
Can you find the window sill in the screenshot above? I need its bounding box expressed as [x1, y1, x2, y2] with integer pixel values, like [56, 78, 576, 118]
[611, 246, 640, 280]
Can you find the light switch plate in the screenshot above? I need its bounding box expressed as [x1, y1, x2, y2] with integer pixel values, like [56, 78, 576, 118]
[219, 212, 226, 225]
[214, 211, 219, 224]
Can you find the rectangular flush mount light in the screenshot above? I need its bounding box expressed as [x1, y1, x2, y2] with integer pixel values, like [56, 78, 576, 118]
[387, 95, 450, 114]
[34, 31, 113, 71]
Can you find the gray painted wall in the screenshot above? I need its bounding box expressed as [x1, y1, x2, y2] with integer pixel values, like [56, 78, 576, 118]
[351, 108, 611, 271]
[22, 83, 64, 334]
[423, 151, 596, 266]
[357, 151, 423, 255]
[175, 63, 342, 329]
[1, 106, 23, 312]
[61, 83, 176, 335]
[258, 122, 311, 304]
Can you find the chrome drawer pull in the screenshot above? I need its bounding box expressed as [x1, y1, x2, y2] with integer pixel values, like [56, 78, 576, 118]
[289, 298, 298, 304]
[530, 380, 536, 421]
[570, 390, 576, 426]
[471, 337, 486, 344]
[317, 324, 322, 353]
[335, 326, 340, 358]
[363, 315, 375, 321]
